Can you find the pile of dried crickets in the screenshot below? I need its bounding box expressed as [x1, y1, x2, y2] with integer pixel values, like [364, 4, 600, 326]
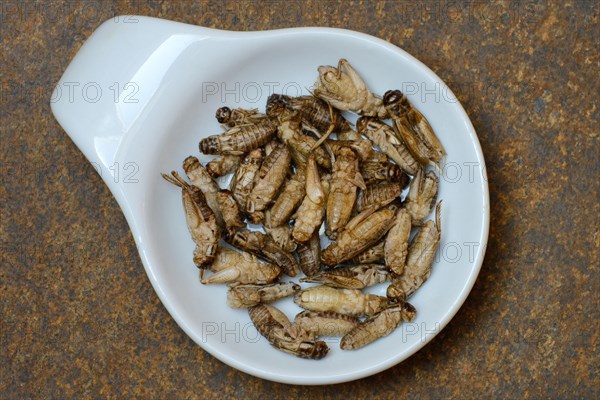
[162, 59, 444, 359]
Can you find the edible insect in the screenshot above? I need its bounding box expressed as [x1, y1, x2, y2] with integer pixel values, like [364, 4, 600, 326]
[404, 168, 439, 226]
[230, 148, 263, 213]
[247, 143, 291, 223]
[356, 182, 403, 212]
[267, 165, 306, 227]
[326, 146, 365, 239]
[215, 106, 267, 128]
[356, 116, 419, 176]
[292, 95, 349, 133]
[383, 89, 446, 165]
[161, 171, 219, 269]
[387, 202, 442, 303]
[351, 240, 385, 264]
[294, 311, 359, 340]
[296, 232, 321, 277]
[206, 155, 243, 178]
[229, 229, 300, 277]
[227, 282, 301, 308]
[340, 302, 417, 350]
[314, 59, 388, 118]
[294, 286, 388, 317]
[249, 304, 329, 359]
[265, 93, 290, 120]
[264, 222, 297, 253]
[292, 166, 330, 243]
[215, 189, 245, 236]
[360, 151, 408, 186]
[321, 207, 396, 266]
[183, 156, 225, 229]
[275, 110, 331, 168]
[305, 155, 325, 204]
[336, 126, 363, 141]
[325, 138, 374, 161]
[267, 93, 348, 133]
[384, 208, 411, 275]
[200, 118, 277, 155]
[301, 264, 389, 289]
[201, 247, 281, 284]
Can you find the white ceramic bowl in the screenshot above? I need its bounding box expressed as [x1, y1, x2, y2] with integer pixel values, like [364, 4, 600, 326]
[51, 16, 489, 385]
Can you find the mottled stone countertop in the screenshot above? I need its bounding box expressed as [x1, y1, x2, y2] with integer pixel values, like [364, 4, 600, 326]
[1, 1, 598, 398]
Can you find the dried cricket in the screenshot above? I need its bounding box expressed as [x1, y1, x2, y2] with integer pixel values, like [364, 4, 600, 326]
[200, 118, 277, 155]
[387, 202, 442, 303]
[267, 165, 306, 227]
[264, 222, 297, 253]
[227, 282, 301, 308]
[246, 143, 291, 223]
[295, 95, 349, 133]
[183, 156, 224, 229]
[384, 208, 411, 275]
[340, 302, 417, 350]
[404, 168, 439, 226]
[356, 116, 419, 176]
[266, 93, 348, 134]
[301, 264, 389, 289]
[294, 286, 388, 317]
[330, 126, 377, 161]
[215, 106, 267, 128]
[296, 232, 321, 277]
[360, 151, 408, 186]
[326, 146, 365, 239]
[336, 126, 363, 141]
[215, 189, 245, 236]
[383, 89, 446, 165]
[325, 138, 374, 161]
[249, 304, 329, 359]
[314, 59, 388, 118]
[294, 311, 359, 340]
[305, 155, 326, 204]
[351, 240, 385, 264]
[265, 93, 290, 119]
[230, 148, 263, 213]
[206, 155, 243, 178]
[201, 247, 281, 284]
[161, 171, 220, 269]
[292, 162, 330, 243]
[356, 182, 403, 212]
[275, 110, 331, 168]
[321, 207, 396, 266]
[229, 229, 300, 277]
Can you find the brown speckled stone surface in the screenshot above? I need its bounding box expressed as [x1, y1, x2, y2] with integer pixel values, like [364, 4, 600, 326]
[1, 0, 598, 398]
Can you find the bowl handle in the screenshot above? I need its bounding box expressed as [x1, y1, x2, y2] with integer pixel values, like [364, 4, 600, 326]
[50, 16, 206, 176]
